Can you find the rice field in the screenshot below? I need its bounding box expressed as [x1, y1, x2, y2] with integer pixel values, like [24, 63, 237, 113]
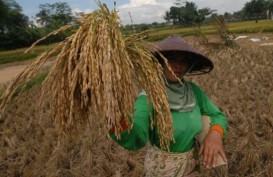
[147, 20, 273, 41]
[0, 35, 272, 176]
[0, 44, 56, 65]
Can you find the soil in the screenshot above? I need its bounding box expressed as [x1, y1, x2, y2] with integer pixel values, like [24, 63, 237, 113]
[0, 64, 27, 84]
[0, 61, 54, 85]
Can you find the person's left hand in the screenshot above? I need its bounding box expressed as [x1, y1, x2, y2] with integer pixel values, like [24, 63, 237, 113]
[198, 130, 227, 168]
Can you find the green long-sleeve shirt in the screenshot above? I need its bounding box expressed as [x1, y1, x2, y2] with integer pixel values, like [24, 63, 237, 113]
[110, 82, 227, 152]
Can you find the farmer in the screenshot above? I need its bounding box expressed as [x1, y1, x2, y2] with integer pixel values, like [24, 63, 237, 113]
[110, 35, 227, 177]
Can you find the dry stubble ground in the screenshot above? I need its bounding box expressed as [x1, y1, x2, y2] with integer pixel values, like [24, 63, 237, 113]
[0, 36, 273, 177]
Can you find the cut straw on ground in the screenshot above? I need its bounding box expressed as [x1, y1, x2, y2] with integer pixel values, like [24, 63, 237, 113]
[0, 2, 174, 151]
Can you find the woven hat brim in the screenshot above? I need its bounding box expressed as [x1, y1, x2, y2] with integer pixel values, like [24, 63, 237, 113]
[149, 35, 214, 75]
[154, 50, 214, 75]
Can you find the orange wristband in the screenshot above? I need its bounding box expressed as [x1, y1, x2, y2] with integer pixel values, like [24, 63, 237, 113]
[209, 125, 224, 138]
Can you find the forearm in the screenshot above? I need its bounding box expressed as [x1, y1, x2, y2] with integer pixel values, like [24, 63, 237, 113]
[109, 95, 151, 151]
[109, 121, 149, 151]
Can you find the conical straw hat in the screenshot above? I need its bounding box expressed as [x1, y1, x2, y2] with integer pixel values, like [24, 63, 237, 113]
[152, 35, 214, 75]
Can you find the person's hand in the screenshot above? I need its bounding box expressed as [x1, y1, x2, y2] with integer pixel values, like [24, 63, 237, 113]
[198, 130, 227, 168]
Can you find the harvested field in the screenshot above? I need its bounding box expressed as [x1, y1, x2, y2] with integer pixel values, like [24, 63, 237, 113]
[0, 39, 272, 177]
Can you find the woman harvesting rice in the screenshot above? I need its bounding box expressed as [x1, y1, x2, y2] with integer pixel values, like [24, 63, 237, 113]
[110, 35, 228, 176]
[0, 4, 226, 175]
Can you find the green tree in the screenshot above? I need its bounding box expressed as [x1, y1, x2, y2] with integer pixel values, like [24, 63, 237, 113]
[0, 0, 28, 33]
[232, 10, 244, 20]
[223, 12, 231, 20]
[265, 0, 273, 19]
[0, 0, 9, 32]
[163, 11, 171, 24]
[169, 3, 198, 26]
[0, 0, 35, 50]
[36, 2, 74, 29]
[268, 0, 273, 10]
[36, 8, 51, 27]
[169, 6, 181, 25]
[182, 2, 198, 25]
[196, 8, 215, 24]
[168, 1, 213, 26]
[243, 0, 267, 23]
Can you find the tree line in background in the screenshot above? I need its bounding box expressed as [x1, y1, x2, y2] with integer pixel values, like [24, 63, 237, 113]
[162, 0, 273, 26]
[0, 0, 76, 50]
[0, 0, 273, 51]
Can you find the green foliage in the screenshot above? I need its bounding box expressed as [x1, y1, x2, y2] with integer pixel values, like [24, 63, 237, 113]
[196, 8, 216, 24]
[183, 2, 199, 24]
[36, 2, 74, 28]
[168, 2, 214, 26]
[29, 2, 75, 46]
[243, 0, 269, 22]
[228, 20, 273, 33]
[163, 11, 171, 23]
[0, 53, 37, 64]
[12, 72, 48, 97]
[0, 26, 43, 50]
[165, 0, 271, 25]
[0, 72, 48, 104]
[0, 1, 75, 50]
[0, 44, 56, 64]
[0, 0, 28, 33]
[25, 72, 48, 90]
[268, 0, 273, 11]
[146, 20, 273, 42]
[0, 0, 42, 50]
[0, 0, 9, 30]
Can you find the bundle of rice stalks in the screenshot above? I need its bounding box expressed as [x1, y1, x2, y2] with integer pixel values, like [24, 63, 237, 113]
[0, 3, 174, 150]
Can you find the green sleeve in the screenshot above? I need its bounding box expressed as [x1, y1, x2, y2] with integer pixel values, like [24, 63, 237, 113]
[109, 95, 151, 151]
[190, 82, 227, 138]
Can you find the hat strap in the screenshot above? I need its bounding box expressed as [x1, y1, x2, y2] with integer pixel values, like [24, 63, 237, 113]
[181, 60, 197, 78]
